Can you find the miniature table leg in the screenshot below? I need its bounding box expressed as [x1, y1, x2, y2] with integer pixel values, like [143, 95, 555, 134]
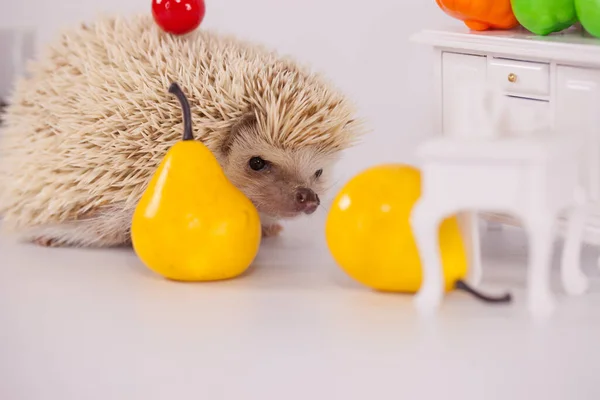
[458, 211, 482, 287]
[410, 200, 448, 312]
[524, 213, 558, 318]
[561, 205, 590, 295]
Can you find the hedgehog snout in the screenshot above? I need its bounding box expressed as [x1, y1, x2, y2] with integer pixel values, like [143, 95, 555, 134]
[295, 187, 320, 215]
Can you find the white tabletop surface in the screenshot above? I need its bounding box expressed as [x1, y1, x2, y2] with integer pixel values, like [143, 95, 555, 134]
[2, 215, 600, 400]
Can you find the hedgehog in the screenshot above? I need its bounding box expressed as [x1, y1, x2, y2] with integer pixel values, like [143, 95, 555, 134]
[0, 14, 364, 248]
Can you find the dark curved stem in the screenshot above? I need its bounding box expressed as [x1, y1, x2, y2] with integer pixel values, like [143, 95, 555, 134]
[168, 82, 194, 141]
[454, 279, 512, 304]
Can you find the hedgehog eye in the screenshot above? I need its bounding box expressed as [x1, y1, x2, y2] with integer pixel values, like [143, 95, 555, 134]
[314, 169, 323, 178]
[249, 156, 267, 171]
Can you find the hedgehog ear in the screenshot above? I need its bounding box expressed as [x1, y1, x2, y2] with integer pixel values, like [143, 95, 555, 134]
[221, 111, 258, 155]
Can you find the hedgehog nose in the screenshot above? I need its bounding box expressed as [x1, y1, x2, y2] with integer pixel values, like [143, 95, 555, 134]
[295, 188, 320, 214]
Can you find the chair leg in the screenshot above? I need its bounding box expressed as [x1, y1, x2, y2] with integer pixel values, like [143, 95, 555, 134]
[524, 213, 557, 318]
[410, 200, 447, 313]
[561, 205, 589, 296]
[458, 211, 482, 287]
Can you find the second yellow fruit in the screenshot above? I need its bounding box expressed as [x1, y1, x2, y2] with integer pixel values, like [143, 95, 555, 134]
[325, 164, 468, 293]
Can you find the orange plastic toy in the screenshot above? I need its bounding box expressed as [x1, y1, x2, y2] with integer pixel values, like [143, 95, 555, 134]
[436, 0, 519, 31]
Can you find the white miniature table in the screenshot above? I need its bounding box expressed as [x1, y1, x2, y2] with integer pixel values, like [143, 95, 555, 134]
[411, 26, 600, 246]
[410, 133, 590, 318]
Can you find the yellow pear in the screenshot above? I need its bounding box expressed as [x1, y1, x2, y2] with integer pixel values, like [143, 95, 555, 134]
[131, 82, 262, 282]
[326, 164, 511, 303]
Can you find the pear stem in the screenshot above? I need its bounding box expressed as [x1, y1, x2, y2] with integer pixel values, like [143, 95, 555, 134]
[168, 82, 194, 141]
[454, 279, 512, 304]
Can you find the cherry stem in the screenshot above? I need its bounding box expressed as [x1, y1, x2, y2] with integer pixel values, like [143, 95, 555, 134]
[168, 82, 194, 141]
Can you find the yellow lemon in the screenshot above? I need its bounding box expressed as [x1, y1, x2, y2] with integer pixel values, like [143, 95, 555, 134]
[325, 164, 467, 293]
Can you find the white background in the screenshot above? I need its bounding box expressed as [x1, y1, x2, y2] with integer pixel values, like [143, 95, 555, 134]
[4, 5, 600, 400]
[0, 0, 462, 188]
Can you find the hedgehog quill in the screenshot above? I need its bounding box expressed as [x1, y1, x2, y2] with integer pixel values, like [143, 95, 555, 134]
[0, 14, 364, 248]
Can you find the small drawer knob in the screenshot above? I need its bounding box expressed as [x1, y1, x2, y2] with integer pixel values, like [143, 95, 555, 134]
[508, 73, 517, 83]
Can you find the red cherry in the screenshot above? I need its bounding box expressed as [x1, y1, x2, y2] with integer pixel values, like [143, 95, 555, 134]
[152, 0, 206, 35]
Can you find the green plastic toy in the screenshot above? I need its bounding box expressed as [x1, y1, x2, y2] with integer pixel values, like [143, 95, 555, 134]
[511, 0, 578, 35]
[576, 0, 600, 37]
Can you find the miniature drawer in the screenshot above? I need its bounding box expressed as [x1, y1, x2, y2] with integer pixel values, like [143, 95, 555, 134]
[488, 58, 550, 97]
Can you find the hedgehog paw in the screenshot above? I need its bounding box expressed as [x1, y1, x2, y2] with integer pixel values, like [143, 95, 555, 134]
[262, 223, 283, 238]
[32, 236, 63, 247]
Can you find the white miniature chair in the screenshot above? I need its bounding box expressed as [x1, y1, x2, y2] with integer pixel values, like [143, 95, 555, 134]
[410, 86, 590, 318]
